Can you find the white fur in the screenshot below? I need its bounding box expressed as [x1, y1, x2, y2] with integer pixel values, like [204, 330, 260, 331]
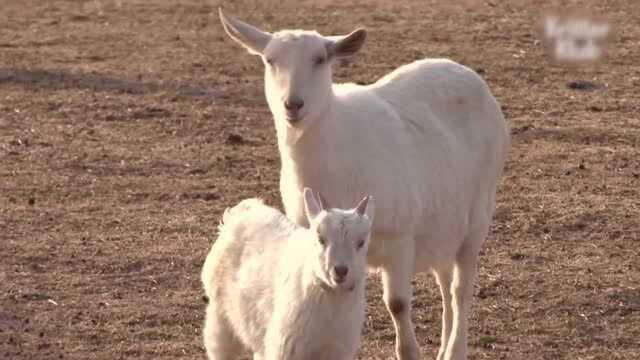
[219, 9, 509, 360]
[201, 191, 375, 360]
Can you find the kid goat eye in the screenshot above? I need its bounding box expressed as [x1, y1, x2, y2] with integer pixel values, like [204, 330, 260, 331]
[313, 55, 326, 66]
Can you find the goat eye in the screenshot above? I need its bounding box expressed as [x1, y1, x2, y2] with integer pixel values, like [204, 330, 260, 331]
[357, 239, 365, 249]
[318, 236, 326, 246]
[265, 58, 274, 66]
[313, 55, 326, 67]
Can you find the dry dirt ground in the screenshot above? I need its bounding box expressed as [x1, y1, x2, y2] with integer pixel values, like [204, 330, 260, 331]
[1, 0, 639, 359]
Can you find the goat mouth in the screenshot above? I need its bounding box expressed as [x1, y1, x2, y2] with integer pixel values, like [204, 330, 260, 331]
[322, 278, 357, 292]
[285, 110, 304, 124]
[286, 116, 302, 124]
[339, 281, 357, 292]
[332, 276, 346, 284]
[332, 277, 358, 291]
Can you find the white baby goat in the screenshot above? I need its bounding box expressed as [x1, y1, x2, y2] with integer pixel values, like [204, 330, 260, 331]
[218, 9, 509, 360]
[201, 188, 375, 360]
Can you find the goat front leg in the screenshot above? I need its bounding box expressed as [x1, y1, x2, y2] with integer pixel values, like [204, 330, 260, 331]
[381, 236, 420, 360]
[264, 318, 296, 360]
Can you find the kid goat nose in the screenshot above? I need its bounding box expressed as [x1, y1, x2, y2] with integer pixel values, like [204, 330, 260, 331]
[334, 265, 349, 279]
[284, 97, 304, 111]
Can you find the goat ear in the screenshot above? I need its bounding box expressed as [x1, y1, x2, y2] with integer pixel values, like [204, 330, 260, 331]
[316, 191, 329, 211]
[355, 195, 375, 222]
[219, 8, 272, 55]
[328, 28, 367, 59]
[303, 188, 322, 221]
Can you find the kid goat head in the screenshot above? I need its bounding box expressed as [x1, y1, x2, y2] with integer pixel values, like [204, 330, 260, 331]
[219, 9, 366, 127]
[303, 188, 374, 292]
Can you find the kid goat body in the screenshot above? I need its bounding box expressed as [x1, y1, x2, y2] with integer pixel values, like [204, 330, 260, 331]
[201, 189, 375, 360]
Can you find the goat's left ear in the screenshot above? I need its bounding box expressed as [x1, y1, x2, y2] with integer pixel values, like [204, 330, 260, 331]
[327, 28, 367, 58]
[303, 187, 323, 221]
[355, 195, 375, 222]
[316, 191, 329, 211]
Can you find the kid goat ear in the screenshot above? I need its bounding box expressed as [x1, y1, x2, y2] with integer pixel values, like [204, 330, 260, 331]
[355, 195, 375, 221]
[303, 187, 323, 220]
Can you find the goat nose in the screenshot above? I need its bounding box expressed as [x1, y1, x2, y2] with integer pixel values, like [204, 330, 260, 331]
[334, 265, 349, 279]
[284, 97, 304, 111]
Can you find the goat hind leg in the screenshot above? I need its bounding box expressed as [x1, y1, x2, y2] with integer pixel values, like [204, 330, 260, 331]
[444, 238, 482, 360]
[203, 302, 243, 360]
[434, 267, 454, 360]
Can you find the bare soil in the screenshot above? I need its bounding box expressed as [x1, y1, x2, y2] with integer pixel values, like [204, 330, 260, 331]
[1, 0, 639, 359]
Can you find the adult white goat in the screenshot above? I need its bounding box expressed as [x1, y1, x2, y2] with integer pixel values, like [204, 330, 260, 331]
[218, 9, 509, 360]
[201, 189, 375, 360]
